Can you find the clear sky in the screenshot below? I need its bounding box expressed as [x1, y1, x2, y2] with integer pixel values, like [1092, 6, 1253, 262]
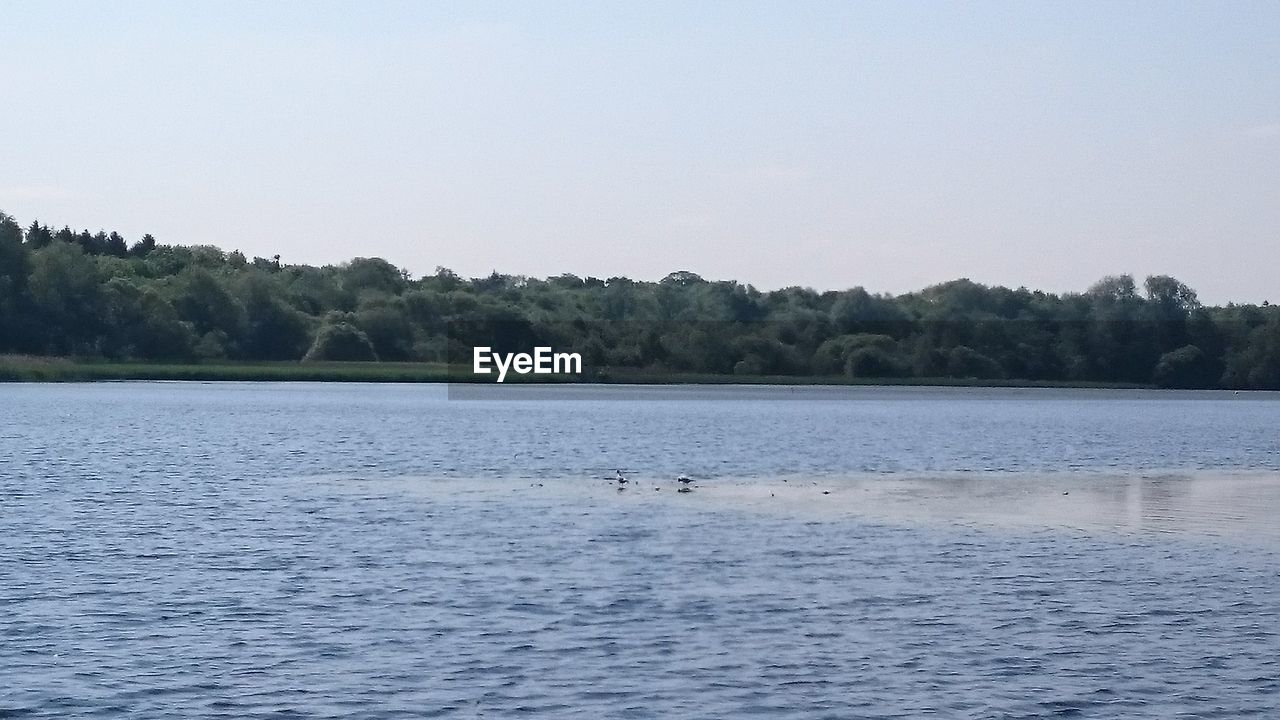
[2, 0, 1277, 303]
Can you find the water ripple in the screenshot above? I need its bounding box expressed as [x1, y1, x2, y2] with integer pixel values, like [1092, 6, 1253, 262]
[3, 384, 1280, 718]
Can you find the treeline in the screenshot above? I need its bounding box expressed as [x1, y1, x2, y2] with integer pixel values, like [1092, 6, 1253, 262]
[1, 210, 1278, 388]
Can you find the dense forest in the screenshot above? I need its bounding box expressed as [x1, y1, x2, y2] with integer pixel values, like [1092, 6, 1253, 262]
[1, 210, 1278, 388]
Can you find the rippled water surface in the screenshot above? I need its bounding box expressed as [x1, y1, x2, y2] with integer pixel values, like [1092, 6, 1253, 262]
[3, 383, 1280, 718]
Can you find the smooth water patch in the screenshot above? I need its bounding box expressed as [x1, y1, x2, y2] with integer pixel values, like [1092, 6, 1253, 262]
[357, 470, 1280, 544]
[697, 471, 1280, 544]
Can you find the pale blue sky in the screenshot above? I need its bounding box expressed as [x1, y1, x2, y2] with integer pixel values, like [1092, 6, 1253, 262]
[3, 1, 1277, 303]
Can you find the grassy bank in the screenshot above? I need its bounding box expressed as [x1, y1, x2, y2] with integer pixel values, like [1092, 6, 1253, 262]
[0, 356, 456, 383]
[594, 367, 1152, 389]
[0, 355, 1153, 388]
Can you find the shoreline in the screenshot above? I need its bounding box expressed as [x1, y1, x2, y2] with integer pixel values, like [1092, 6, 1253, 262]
[0, 355, 1157, 388]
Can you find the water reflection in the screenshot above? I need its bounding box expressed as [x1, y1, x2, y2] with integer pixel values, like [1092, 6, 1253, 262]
[698, 472, 1280, 543]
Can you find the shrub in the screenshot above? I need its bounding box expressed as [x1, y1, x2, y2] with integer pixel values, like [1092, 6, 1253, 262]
[303, 322, 379, 362]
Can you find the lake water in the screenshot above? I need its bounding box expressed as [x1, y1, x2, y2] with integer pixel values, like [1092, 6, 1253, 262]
[2, 383, 1279, 718]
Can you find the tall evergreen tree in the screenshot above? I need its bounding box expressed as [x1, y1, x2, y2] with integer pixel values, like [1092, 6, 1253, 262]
[25, 221, 54, 249]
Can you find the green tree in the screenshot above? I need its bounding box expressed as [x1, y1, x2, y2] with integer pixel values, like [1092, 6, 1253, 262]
[169, 269, 246, 348]
[0, 212, 32, 351]
[104, 232, 129, 258]
[946, 345, 1003, 379]
[815, 334, 905, 378]
[303, 316, 379, 361]
[1153, 345, 1216, 388]
[1222, 315, 1280, 389]
[27, 243, 103, 354]
[1144, 275, 1199, 317]
[129, 233, 158, 258]
[343, 257, 406, 298]
[355, 300, 415, 360]
[239, 274, 313, 360]
[25, 221, 54, 249]
[101, 278, 195, 359]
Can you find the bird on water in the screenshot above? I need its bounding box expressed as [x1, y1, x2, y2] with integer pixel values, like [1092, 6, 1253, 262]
[615, 469, 629, 485]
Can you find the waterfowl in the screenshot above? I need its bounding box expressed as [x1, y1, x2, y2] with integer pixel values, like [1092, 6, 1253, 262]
[676, 475, 693, 484]
[615, 469, 629, 485]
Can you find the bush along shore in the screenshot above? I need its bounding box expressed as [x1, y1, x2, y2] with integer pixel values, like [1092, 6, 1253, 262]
[2, 210, 1278, 389]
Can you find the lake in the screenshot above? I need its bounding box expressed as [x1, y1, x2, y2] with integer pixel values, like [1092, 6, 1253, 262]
[3, 383, 1279, 718]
